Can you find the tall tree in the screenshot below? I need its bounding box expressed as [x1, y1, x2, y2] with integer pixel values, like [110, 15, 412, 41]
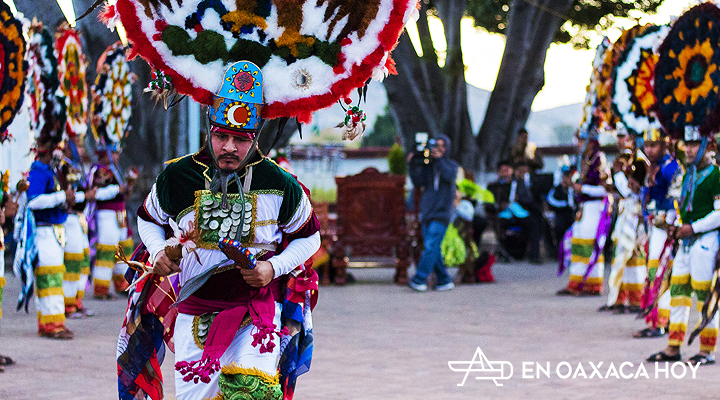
[469, 0, 664, 170]
[383, 0, 476, 169]
[385, 0, 664, 171]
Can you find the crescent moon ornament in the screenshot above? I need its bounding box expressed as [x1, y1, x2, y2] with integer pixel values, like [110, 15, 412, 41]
[225, 103, 251, 127]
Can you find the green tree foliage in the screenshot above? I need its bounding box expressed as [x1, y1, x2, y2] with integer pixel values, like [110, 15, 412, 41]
[361, 110, 398, 147]
[466, 0, 664, 49]
[387, 143, 407, 175]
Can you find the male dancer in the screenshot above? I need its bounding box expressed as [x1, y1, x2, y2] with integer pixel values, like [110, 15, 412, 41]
[648, 131, 720, 365]
[634, 129, 680, 337]
[90, 147, 131, 299]
[137, 62, 320, 399]
[557, 129, 611, 296]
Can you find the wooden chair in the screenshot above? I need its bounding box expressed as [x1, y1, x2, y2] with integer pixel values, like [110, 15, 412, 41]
[331, 168, 410, 285]
[311, 201, 335, 285]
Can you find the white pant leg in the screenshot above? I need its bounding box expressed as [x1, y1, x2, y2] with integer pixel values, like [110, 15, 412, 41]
[34, 226, 66, 329]
[95, 210, 122, 295]
[174, 303, 283, 400]
[62, 214, 85, 304]
[568, 200, 604, 292]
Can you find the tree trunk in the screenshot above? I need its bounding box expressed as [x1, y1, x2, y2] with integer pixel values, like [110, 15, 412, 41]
[475, 0, 573, 171]
[437, 0, 476, 168]
[383, 0, 474, 170]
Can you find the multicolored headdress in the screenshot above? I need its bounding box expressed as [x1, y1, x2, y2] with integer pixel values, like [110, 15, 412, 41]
[0, 170, 8, 203]
[598, 24, 650, 130]
[578, 37, 610, 137]
[56, 23, 88, 139]
[0, 1, 27, 143]
[655, 3, 720, 215]
[642, 128, 663, 143]
[26, 21, 66, 152]
[91, 41, 136, 152]
[100, 0, 418, 125]
[208, 61, 264, 135]
[655, 2, 720, 142]
[611, 24, 669, 137]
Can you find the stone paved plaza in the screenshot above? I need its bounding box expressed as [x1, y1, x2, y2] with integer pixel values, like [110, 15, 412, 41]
[1, 261, 718, 399]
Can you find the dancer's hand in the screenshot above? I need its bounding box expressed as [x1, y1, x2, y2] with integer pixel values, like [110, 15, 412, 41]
[675, 224, 694, 239]
[153, 250, 181, 276]
[84, 187, 97, 202]
[65, 188, 76, 207]
[241, 261, 275, 287]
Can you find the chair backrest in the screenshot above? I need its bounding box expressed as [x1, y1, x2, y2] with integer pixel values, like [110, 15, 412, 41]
[312, 201, 330, 236]
[335, 168, 407, 256]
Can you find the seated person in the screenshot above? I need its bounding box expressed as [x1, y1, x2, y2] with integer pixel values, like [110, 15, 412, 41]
[547, 166, 577, 253]
[514, 161, 545, 264]
[487, 161, 536, 260]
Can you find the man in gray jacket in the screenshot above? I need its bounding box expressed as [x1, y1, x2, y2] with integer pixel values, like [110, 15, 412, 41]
[408, 135, 459, 291]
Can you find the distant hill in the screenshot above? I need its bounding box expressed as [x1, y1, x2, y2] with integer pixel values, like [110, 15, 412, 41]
[526, 103, 584, 146]
[290, 82, 583, 147]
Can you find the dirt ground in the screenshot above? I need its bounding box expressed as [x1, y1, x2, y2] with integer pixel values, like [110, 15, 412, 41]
[0, 260, 718, 399]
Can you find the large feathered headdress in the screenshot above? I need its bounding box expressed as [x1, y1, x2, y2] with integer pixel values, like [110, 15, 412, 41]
[654, 2, 720, 141]
[578, 37, 610, 139]
[91, 41, 136, 152]
[611, 24, 669, 137]
[0, 1, 28, 143]
[598, 24, 650, 131]
[100, 0, 418, 125]
[26, 21, 66, 152]
[55, 23, 89, 139]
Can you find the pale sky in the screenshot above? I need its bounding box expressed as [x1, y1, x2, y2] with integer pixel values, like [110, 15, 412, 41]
[412, 0, 703, 111]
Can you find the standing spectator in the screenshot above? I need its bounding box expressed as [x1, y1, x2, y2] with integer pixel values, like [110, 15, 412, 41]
[547, 166, 576, 255]
[510, 128, 544, 173]
[408, 135, 459, 292]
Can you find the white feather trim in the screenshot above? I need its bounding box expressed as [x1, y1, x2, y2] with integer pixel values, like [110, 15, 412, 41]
[126, 0, 410, 106]
[612, 25, 669, 135]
